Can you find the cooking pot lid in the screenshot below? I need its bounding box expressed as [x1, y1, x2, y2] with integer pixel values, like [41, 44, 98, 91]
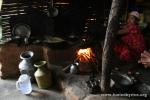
[44, 36, 65, 43]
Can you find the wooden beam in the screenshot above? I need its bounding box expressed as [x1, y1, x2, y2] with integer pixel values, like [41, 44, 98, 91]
[100, 0, 125, 93]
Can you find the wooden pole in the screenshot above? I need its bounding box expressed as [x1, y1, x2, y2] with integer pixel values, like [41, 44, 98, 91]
[100, 0, 125, 93]
[0, 0, 3, 11]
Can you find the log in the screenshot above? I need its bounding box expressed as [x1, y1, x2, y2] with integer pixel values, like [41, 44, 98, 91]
[100, 0, 125, 93]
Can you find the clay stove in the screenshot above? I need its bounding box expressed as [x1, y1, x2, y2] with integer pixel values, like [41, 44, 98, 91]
[76, 47, 97, 74]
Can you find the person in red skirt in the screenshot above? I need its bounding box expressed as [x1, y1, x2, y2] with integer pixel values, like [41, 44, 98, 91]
[114, 11, 146, 62]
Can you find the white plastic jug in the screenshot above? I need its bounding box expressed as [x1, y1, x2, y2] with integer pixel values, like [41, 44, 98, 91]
[16, 74, 32, 94]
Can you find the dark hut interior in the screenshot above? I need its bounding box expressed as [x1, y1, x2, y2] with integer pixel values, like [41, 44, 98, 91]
[0, 0, 150, 100]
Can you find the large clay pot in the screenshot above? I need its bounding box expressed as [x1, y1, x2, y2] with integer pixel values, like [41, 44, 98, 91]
[19, 51, 34, 77]
[34, 61, 52, 89]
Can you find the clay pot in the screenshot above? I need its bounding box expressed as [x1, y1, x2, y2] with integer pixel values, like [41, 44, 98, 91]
[34, 61, 52, 89]
[78, 62, 94, 75]
[19, 51, 34, 77]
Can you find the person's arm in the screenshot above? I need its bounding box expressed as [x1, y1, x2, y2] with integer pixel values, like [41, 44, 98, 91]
[117, 25, 128, 35]
[138, 50, 150, 68]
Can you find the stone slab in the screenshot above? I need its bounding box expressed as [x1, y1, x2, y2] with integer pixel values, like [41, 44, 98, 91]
[0, 79, 65, 100]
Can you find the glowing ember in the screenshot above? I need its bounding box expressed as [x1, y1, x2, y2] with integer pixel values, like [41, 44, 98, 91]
[77, 48, 95, 62]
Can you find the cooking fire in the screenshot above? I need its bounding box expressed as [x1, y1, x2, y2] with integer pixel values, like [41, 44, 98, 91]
[77, 47, 96, 63]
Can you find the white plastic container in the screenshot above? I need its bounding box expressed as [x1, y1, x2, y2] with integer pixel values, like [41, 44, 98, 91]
[16, 74, 32, 94]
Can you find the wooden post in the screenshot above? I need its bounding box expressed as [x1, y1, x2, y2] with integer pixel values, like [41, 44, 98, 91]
[0, 0, 3, 11]
[100, 0, 125, 93]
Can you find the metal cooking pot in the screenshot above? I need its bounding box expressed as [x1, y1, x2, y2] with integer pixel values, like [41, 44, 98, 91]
[111, 72, 134, 90]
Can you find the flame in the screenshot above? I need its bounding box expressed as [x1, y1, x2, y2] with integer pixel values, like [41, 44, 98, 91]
[77, 48, 95, 62]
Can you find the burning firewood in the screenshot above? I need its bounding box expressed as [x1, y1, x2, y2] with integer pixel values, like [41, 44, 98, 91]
[77, 48, 96, 63]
